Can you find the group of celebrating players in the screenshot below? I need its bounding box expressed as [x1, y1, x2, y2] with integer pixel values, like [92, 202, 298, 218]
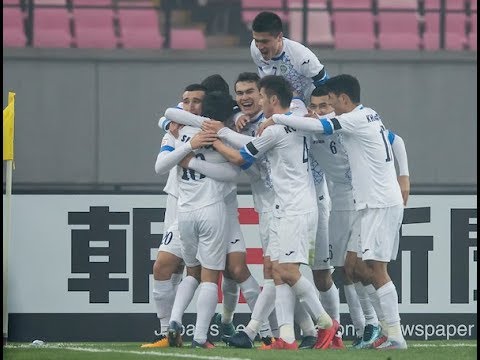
[141, 10, 410, 351]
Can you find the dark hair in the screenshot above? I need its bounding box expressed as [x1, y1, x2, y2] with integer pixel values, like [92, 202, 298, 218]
[184, 83, 207, 93]
[258, 75, 293, 108]
[252, 11, 283, 36]
[325, 74, 361, 103]
[201, 91, 235, 122]
[234, 72, 260, 91]
[201, 74, 230, 95]
[311, 85, 329, 98]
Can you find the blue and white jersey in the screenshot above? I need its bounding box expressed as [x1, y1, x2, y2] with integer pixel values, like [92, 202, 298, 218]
[176, 126, 235, 212]
[251, 37, 327, 102]
[239, 116, 317, 217]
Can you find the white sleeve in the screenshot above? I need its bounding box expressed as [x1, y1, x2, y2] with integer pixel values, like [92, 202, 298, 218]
[272, 113, 330, 133]
[188, 158, 241, 182]
[390, 133, 410, 176]
[164, 108, 208, 128]
[218, 127, 255, 149]
[154, 141, 193, 174]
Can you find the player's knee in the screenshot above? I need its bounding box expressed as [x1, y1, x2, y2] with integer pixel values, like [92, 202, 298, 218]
[227, 263, 250, 282]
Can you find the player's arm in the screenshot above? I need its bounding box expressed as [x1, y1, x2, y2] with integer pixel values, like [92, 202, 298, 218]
[164, 107, 208, 128]
[154, 131, 217, 174]
[157, 102, 183, 132]
[213, 128, 276, 170]
[182, 155, 241, 182]
[260, 113, 340, 135]
[201, 120, 255, 148]
[389, 131, 410, 206]
[154, 135, 192, 174]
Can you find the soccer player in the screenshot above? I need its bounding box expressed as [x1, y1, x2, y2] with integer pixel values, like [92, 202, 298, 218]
[141, 83, 210, 348]
[263, 74, 409, 350]
[210, 75, 339, 350]
[250, 11, 329, 103]
[164, 91, 241, 349]
[166, 78, 265, 346]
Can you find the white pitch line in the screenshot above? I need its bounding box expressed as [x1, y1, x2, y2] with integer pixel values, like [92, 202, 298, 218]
[5, 344, 252, 360]
[411, 343, 477, 348]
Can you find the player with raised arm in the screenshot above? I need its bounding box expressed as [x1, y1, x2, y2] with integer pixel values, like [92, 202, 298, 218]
[250, 11, 329, 104]
[209, 75, 339, 350]
[263, 74, 408, 350]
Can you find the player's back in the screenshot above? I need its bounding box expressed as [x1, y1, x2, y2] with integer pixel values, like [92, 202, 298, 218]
[262, 123, 316, 216]
[176, 126, 234, 211]
[337, 106, 402, 209]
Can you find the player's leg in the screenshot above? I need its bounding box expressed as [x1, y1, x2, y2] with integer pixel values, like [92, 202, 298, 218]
[276, 212, 338, 350]
[361, 206, 406, 350]
[311, 200, 343, 349]
[330, 210, 365, 347]
[192, 201, 228, 348]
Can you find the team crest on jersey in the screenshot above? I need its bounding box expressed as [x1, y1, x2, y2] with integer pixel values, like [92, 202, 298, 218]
[280, 64, 288, 74]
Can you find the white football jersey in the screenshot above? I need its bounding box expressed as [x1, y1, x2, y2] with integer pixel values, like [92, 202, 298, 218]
[310, 132, 354, 211]
[240, 120, 317, 216]
[251, 37, 326, 102]
[272, 105, 403, 209]
[160, 132, 179, 198]
[176, 126, 235, 211]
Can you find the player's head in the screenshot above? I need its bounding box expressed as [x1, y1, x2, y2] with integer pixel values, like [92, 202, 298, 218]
[258, 75, 293, 118]
[201, 74, 230, 95]
[234, 72, 261, 117]
[201, 91, 235, 123]
[324, 74, 361, 115]
[252, 11, 284, 61]
[182, 83, 207, 115]
[310, 85, 335, 116]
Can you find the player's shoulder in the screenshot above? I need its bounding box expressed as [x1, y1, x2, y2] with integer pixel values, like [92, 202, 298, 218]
[284, 38, 317, 59]
[179, 125, 200, 137]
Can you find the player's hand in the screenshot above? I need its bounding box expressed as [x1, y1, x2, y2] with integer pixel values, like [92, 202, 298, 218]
[235, 115, 250, 132]
[397, 175, 410, 206]
[201, 119, 225, 133]
[168, 121, 183, 138]
[179, 152, 194, 168]
[305, 109, 318, 119]
[257, 118, 275, 136]
[190, 130, 218, 149]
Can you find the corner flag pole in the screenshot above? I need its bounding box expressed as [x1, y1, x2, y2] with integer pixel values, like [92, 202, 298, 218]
[3, 91, 16, 346]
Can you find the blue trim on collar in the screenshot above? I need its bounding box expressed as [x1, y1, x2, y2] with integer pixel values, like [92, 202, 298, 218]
[272, 51, 285, 61]
[251, 112, 264, 124]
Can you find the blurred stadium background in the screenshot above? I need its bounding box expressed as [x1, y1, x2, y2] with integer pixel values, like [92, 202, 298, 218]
[2, 0, 477, 193]
[2, 0, 477, 345]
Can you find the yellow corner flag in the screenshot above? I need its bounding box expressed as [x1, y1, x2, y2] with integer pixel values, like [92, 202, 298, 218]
[3, 92, 16, 161]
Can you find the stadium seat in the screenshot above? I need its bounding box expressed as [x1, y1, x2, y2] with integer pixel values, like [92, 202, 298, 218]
[3, 7, 26, 47]
[377, 12, 421, 49]
[73, 8, 117, 48]
[3, 0, 20, 4]
[468, 13, 477, 49]
[377, 0, 417, 10]
[423, 0, 466, 11]
[71, 0, 112, 6]
[423, 12, 468, 50]
[332, 11, 376, 49]
[288, 1, 333, 47]
[117, 8, 163, 48]
[241, 0, 288, 26]
[170, 28, 206, 49]
[33, 8, 73, 48]
[330, 0, 372, 10]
